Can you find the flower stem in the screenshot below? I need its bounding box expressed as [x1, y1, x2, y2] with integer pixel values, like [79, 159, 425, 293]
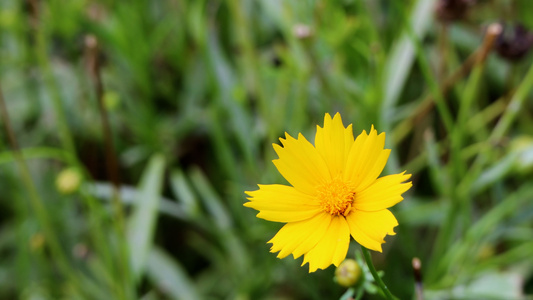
[361, 246, 395, 300]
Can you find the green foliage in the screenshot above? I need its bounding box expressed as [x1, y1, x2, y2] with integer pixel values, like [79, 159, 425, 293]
[1, 0, 533, 299]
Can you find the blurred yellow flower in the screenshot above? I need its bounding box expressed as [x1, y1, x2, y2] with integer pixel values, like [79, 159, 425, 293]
[245, 113, 412, 272]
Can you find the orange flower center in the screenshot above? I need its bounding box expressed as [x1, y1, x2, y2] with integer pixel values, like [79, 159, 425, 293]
[317, 178, 355, 216]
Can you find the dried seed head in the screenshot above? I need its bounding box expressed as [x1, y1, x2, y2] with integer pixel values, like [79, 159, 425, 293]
[495, 23, 533, 61]
[435, 0, 476, 23]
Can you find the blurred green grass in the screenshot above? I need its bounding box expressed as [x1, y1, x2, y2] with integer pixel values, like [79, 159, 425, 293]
[1, 0, 533, 299]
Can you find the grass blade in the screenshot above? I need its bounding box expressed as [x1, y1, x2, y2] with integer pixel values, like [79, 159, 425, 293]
[146, 247, 201, 300]
[127, 154, 165, 281]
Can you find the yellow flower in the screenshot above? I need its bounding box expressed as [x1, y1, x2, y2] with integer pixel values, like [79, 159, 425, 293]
[245, 113, 412, 272]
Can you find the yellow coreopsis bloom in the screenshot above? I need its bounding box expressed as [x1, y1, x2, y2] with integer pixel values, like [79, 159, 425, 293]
[245, 113, 412, 272]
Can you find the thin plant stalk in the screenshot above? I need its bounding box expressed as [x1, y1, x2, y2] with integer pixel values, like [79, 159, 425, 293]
[390, 0, 454, 139]
[392, 43, 500, 145]
[457, 61, 533, 197]
[32, 10, 129, 298]
[225, 0, 261, 174]
[361, 246, 395, 300]
[422, 24, 502, 276]
[412, 258, 424, 300]
[447, 23, 502, 236]
[0, 83, 80, 290]
[85, 35, 124, 221]
[452, 23, 502, 176]
[85, 34, 134, 299]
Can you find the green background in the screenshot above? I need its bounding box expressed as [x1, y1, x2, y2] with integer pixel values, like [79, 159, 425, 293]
[1, 0, 533, 299]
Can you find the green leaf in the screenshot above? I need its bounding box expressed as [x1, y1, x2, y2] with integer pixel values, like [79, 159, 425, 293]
[471, 153, 518, 194]
[382, 0, 436, 112]
[188, 167, 232, 230]
[169, 169, 200, 218]
[90, 182, 188, 221]
[146, 247, 201, 300]
[127, 154, 165, 281]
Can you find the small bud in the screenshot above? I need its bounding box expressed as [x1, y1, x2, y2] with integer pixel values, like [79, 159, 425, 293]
[56, 168, 82, 194]
[73, 243, 89, 259]
[0, 10, 16, 28]
[510, 135, 533, 174]
[412, 258, 424, 300]
[477, 244, 495, 260]
[30, 233, 45, 251]
[412, 257, 423, 283]
[335, 259, 362, 287]
[86, 3, 106, 22]
[103, 91, 120, 111]
[293, 24, 313, 40]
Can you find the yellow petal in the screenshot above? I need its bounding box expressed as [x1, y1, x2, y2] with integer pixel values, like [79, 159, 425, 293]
[244, 184, 322, 222]
[268, 213, 332, 259]
[273, 133, 330, 195]
[355, 149, 390, 192]
[346, 209, 398, 252]
[315, 113, 354, 177]
[301, 216, 350, 272]
[343, 127, 390, 191]
[354, 172, 412, 211]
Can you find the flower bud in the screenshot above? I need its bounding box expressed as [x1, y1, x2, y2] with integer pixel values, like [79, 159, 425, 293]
[335, 259, 362, 287]
[56, 168, 82, 194]
[293, 24, 313, 40]
[103, 91, 120, 111]
[30, 233, 45, 252]
[510, 135, 533, 174]
[477, 244, 495, 261]
[0, 10, 16, 28]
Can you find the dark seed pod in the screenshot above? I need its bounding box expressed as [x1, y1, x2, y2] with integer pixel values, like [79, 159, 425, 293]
[435, 0, 476, 23]
[495, 24, 533, 62]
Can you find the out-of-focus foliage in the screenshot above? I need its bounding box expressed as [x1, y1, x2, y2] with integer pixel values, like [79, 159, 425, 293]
[1, 0, 533, 299]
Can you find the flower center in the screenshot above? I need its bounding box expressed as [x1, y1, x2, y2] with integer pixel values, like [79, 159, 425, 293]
[316, 178, 355, 216]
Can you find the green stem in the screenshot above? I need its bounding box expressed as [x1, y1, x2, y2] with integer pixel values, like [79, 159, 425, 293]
[0, 83, 79, 288]
[86, 36, 133, 297]
[457, 59, 533, 195]
[361, 246, 395, 300]
[34, 16, 131, 299]
[491, 61, 533, 141]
